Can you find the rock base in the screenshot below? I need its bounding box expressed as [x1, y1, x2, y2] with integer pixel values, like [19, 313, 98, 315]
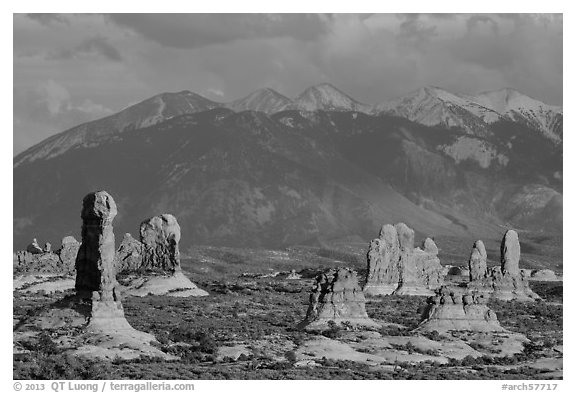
[122, 271, 209, 297]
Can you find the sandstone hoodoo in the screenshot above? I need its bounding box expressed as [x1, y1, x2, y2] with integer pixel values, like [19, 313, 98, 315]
[26, 238, 43, 254]
[13, 236, 80, 293]
[140, 214, 182, 272]
[75, 191, 119, 295]
[59, 236, 81, 268]
[115, 233, 143, 273]
[120, 213, 208, 297]
[299, 268, 380, 331]
[14, 191, 174, 360]
[467, 230, 540, 301]
[415, 286, 506, 333]
[468, 240, 488, 281]
[364, 222, 444, 296]
[501, 230, 521, 276]
[14, 235, 79, 277]
[363, 224, 401, 295]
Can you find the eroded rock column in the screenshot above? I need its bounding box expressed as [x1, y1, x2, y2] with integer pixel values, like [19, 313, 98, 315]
[139, 214, 182, 272]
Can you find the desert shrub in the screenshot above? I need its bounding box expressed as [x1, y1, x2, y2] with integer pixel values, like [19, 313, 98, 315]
[321, 321, 342, 339]
[14, 353, 115, 380]
[422, 330, 442, 341]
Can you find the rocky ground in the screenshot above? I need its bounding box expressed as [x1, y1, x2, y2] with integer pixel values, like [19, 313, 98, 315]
[13, 242, 562, 379]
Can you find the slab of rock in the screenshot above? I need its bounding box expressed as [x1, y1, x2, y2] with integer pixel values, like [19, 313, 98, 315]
[115, 233, 143, 273]
[15, 191, 174, 361]
[122, 271, 209, 297]
[140, 214, 182, 272]
[414, 287, 506, 333]
[530, 269, 560, 281]
[299, 268, 380, 331]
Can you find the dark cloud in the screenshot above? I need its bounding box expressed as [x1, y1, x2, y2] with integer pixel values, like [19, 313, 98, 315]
[48, 36, 123, 62]
[13, 13, 563, 155]
[107, 14, 329, 49]
[26, 13, 69, 25]
[466, 15, 499, 34]
[398, 14, 438, 43]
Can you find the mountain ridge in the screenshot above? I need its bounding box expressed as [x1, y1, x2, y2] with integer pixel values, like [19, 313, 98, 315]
[14, 84, 562, 167]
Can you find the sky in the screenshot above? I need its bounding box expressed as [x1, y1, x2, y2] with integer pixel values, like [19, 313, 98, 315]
[13, 13, 563, 155]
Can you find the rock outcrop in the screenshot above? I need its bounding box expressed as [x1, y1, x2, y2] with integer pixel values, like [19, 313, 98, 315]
[299, 268, 380, 331]
[120, 214, 208, 297]
[467, 230, 540, 301]
[58, 236, 81, 270]
[364, 223, 443, 296]
[501, 230, 521, 276]
[115, 233, 143, 273]
[26, 238, 43, 254]
[140, 214, 182, 272]
[394, 224, 443, 295]
[15, 191, 174, 361]
[468, 240, 487, 281]
[530, 269, 560, 282]
[286, 269, 302, 280]
[14, 251, 63, 274]
[414, 287, 506, 333]
[364, 224, 401, 295]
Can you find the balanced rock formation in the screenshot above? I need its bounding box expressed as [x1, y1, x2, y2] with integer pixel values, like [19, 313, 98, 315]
[15, 191, 174, 361]
[26, 238, 43, 254]
[364, 223, 443, 296]
[414, 286, 506, 333]
[140, 214, 181, 272]
[120, 214, 208, 297]
[115, 233, 143, 273]
[467, 230, 540, 301]
[299, 268, 380, 331]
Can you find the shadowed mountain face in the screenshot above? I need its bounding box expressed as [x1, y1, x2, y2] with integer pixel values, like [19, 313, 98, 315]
[13, 87, 562, 251]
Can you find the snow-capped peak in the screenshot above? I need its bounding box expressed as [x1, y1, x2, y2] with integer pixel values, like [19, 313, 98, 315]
[290, 83, 371, 113]
[373, 86, 502, 134]
[470, 88, 562, 141]
[225, 88, 293, 114]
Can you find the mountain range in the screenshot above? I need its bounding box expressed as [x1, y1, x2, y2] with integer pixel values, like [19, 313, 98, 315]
[13, 84, 562, 251]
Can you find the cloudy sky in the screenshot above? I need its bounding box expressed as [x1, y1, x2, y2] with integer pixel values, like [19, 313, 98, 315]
[13, 13, 562, 155]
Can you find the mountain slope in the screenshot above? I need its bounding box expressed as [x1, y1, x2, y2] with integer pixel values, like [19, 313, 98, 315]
[14, 91, 222, 167]
[373, 87, 562, 143]
[13, 84, 562, 251]
[288, 83, 371, 113]
[225, 88, 293, 114]
[14, 109, 499, 250]
[471, 88, 563, 142]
